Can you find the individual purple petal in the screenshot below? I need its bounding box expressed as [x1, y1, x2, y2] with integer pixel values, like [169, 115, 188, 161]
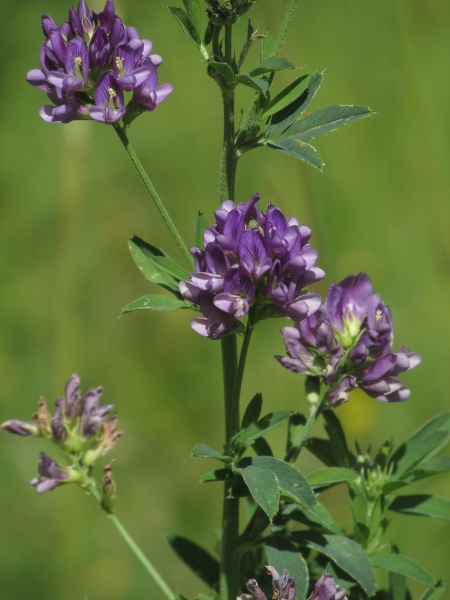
[266, 566, 296, 600]
[90, 72, 125, 123]
[98, 0, 115, 32]
[311, 572, 348, 600]
[190, 272, 224, 293]
[239, 230, 272, 278]
[284, 292, 322, 322]
[89, 27, 111, 70]
[205, 243, 229, 276]
[39, 103, 77, 123]
[64, 37, 90, 90]
[109, 16, 125, 47]
[243, 578, 268, 600]
[30, 452, 71, 494]
[328, 376, 357, 406]
[42, 13, 57, 37]
[179, 280, 202, 304]
[47, 28, 66, 66]
[26, 69, 49, 92]
[69, 5, 84, 36]
[0, 419, 39, 436]
[64, 373, 81, 418]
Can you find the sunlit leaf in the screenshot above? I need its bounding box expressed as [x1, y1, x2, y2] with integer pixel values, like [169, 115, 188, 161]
[284, 105, 373, 142]
[235, 465, 280, 520]
[388, 494, 450, 521]
[266, 138, 324, 170]
[167, 535, 219, 589]
[371, 553, 436, 587]
[122, 294, 188, 314]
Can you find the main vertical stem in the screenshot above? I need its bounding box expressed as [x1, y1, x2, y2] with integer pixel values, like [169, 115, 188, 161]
[219, 24, 240, 600]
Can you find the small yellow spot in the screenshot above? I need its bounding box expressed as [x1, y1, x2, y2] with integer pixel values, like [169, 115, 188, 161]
[108, 87, 117, 98]
[74, 56, 82, 67]
[272, 592, 280, 600]
[116, 56, 124, 70]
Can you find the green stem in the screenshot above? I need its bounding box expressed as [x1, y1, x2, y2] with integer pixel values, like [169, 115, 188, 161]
[233, 325, 253, 419]
[219, 25, 237, 202]
[113, 123, 194, 270]
[273, 0, 299, 57]
[74, 463, 174, 600]
[219, 23, 241, 600]
[108, 513, 175, 600]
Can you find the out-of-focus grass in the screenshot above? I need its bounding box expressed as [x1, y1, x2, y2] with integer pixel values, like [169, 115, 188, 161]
[0, 1, 448, 598]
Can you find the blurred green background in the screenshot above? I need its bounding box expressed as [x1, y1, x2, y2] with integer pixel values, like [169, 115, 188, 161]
[0, 0, 449, 598]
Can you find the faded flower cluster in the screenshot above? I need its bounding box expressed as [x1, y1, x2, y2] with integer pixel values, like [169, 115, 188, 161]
[27, 0, 173, 124]
[179, 193, 324, 339]
[238, 566, 347, 600]
[277, 273, 420, 405]
[205, 0, 257, 26]
[1, 374, 122, 494]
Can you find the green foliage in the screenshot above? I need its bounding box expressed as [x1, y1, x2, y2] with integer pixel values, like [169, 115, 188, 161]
[306, 467, 357, 490]
[191, 444, 231, 463]
[168, 535, 220, 590]
[122, 294, 189, 314]
[235, 465, 280, 520]
[292, 532, 377, 596]
[195, 211, 209, 249]
[265, 536, 309, 600]
[168, 5, 208, 58]
[371, 553, 436, 588]
[388, 494, 450, 521]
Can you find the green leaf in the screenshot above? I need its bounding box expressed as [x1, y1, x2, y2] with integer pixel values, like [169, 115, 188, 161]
[239, 456, 315, 509]
[419, 583, 447, 600]
[368, 496, 384, 542]
[261, 29, 274, 62]
[129, 236, 189, 284]
[411, 455, 450, 482]
[371, 553, 436, 587]
[235, 465, 280, 520]
[247, 57, 295, 77]
[122, 294, 188, 314]
[191, 444, 231, 463]
[168, 6, 208, 58]
[293, 532, 377, 596]
[262, 75, 309, 118]
[195, 211, 209, 249]
[390, 413, 450, 480]
[237, 411, 291, 446]
[298, 503, 343, 535]
[284, 105, 373, 142]
[167, 535, 219, 589]
[307, 468, 357, 489]
[268, 71, 324, 135]
[208, 61, 235, 83]
[388, 494, 450, 521]
[201, 468, 233, 483]
[181, 0, 202, 34]
[252, 437, 274, 457]
[241, 393, 263, 429]
[323, 410, 351, 467]
[266, 138, 324, 170]
[304, 437, 340, 467]
[265, 536, 309, 600]
[235, 74, 269, 95]
[129, 236, 179, 292]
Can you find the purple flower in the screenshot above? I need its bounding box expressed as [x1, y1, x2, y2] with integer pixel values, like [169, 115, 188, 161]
[179, 194, 324, 339]
[310, 572, 348, 600]
[238, 566, 296, 600]
[27, 0, 173, 124]
[29, 452, 79, 494]
[277, 273, 421, 406]
[1, 374, 122, 462]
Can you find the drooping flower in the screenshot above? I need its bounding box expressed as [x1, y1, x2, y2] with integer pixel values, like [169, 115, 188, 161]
[27, 0, 173, 124]
[277, 273, 421, 406]
[1, 374, 124, 493]
[310, 572, 348, 600]
[29, 452, 80, 494]
[238, 566, 296, 600]
[179, 194, 324, 339]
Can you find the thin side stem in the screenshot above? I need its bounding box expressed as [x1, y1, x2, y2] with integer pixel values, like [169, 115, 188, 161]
[232, 325, 253, 420]
[273, 0, 299, 57]
[108, 514, 175, 600]
[113, 123, 194, 270]
[74, 463, 174, 600]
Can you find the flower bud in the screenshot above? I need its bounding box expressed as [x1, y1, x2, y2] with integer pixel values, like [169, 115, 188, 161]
[205, 0, 257, 26]
[101, 460, 116, 513]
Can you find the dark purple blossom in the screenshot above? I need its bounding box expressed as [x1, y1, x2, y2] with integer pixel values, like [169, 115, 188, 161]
[310, 572, 348, 600]
[179, 194, 324, 339]
[277, 273, 421, 406]
[29, 452, 77, 494]
[238, 566, 296, 600]
[27, 0, 174, 124]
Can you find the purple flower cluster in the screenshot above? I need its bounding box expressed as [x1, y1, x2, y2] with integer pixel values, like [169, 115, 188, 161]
[179, 193, 324, 339]
[27, 0, 174, 124]
[238, 567, 347, 600]
[1, 374, 123, 493]
[277, 273, 421, 406]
